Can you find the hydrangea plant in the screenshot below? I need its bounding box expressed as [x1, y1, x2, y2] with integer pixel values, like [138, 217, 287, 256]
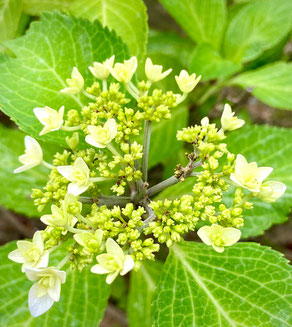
[8, 54, 286, 317]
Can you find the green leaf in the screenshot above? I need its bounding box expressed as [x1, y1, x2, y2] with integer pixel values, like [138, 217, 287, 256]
[0, 125, 60, 217]
[224, 0, 292, 63]
[231, 62, 292, 110]
[0, 241, 110, 326]
[148, 105, 189, 168]
[147, 30, 194, 69]
[69, 0, 148, 62]
[152, 241, 292, 327]
[155, 125, 292, 238]
[189, 43, 241, 82]
[0, 0, 22, 52]
[23, 0, 73, 15]
[0, 12, 129, 146]
[159, 0, 226, 50]
[128, 260, 163, 327]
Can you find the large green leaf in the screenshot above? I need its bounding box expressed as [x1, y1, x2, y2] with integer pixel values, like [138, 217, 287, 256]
[128, 260, 163, 327]
[0, 12, 129, 146]
[23, 0, 73, 15]
[0, 241, 110, 326]
[224, 0, 292, 63]
[159, 0, 226, 51]
[156, 125, 292, 238]
[231, 62, 292, 110]
[0, 125, 60, 217]
[0, 0, 22, 52]
[189, 43, 241, 82]
[147, 106, 189, 168]
[69, 0, 148, 62]
[152, 241, 292, 327]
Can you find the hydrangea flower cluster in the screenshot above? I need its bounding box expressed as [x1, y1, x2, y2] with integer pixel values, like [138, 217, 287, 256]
[9, 55, 286, 317]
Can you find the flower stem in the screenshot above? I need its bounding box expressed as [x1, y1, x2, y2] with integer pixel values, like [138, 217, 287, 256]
[56, 253, 71, 269]
[42, 161, 54, 170]
[176, 93, 187, 105]
[147, 160, 202, 197]
[102, 80, 107, 92]
[66, 226, 88, 234]
[142, 121, 152, 182]
[76, 213, 96, 228]
[107, 143, 123, 158]
[125, 82, 139, 100]
[82, 90, 96, 100]
[61, 125, 81, 132]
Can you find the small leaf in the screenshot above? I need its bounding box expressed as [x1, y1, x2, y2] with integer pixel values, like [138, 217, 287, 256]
[224, 0, 292, 63]
[0, 12, 129, 146]
[69, 0, 148, 62]
[231, 62, 292, 110]
[0, 125, 60, 217]
[152, 241, 292, 327]
[128, 261, 163, 327]
[0, 0, 22, 52]
[159, 0, 226, 50]
[155, 125, 292, 238]
[23, 0, 73, 15]
[0, 241, 110, 326]
[190, 43, 241, 82]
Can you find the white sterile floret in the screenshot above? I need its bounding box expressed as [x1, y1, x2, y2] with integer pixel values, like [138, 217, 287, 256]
[230, 154, 273, 192]
[110, 56, 137, 83]
[60, 67, 84, 94]
[257, 181, 286, 203]
[74, 229, 104, 254]
[34, 106, 65, 135]
[89, 55, 115, 80]
[145, 57, 172, 83]
[85, 118, 117, 148]
[91, 238, 134, 284]
[221, 104, 245, 132]
[197, 224, 241, 253]
[175, 70, 201, 93]
[57, 157, 90, 196]
[40, 193, 79, 228]
[25, 267, 66, 317]
[14, 136, 43, 173]
[8, 231, 49, 272]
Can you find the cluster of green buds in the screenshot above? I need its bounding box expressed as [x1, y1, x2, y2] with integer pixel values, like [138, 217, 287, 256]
[9, 55, 286, 317]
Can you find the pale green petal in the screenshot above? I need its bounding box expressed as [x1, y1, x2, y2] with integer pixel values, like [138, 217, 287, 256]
[106, 270, 120, 284]
[120, 255, 134, 276]
[223, 228, 241, 246]
[197, 226, 212, 246]
[91, 264, 112, 275]
[106, 238, 124, 258]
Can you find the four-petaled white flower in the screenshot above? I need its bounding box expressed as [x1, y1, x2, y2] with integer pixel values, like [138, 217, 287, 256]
[221, 104, 245, 132]
[91, 238, 134, 284]
[40, 193, 79, 228]
[34, 106, 65, 135]
[197, 224, 241, 253]
[57, 157, 90, 196]
[14, 136, 43, 173]
[175, 70, 201, 93]
[8, 231, 49, 272]
[230, 154, 273, 192]
[25, 267, 66, 317]
[111, 56, 137, 83]
[85, 118, 117, 148]
[89, 55, 115, 80]
[61, 67, 84, 94]
[74, 229, 104, 254]
[257, 181, 286, 203]
[145, 57, 172, 83]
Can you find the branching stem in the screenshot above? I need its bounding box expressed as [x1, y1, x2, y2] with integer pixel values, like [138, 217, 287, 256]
[142, 121, 152, 182]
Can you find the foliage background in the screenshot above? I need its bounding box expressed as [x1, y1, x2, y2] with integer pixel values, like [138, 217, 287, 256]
[0, 0, 291, 326]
